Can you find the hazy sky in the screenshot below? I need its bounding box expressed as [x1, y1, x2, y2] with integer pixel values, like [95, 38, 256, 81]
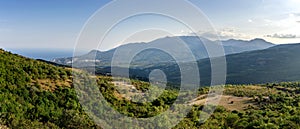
[0, 0, 300, 50]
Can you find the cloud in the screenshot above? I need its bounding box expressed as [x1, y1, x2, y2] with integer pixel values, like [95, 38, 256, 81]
[197, 28, 251, 40]
[259, 12, 300, 27]
[265, 33, 298, 39]
[289, 13, 300, 17]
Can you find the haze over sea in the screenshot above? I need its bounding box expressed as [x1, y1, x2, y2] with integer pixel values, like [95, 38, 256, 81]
[5, 48, 86, 61]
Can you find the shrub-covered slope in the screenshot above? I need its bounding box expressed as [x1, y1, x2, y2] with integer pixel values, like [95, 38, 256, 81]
[0, 49, 99, 128]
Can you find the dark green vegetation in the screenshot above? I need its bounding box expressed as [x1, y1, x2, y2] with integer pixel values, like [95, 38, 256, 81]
[0, 49, 99, 128]
[1, 48, 300, 128]
[224, 43, 300, 84]
[175, 83, 300, 129]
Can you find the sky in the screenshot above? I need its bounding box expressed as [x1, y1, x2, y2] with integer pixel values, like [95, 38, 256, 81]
[0, 0, 300, 51]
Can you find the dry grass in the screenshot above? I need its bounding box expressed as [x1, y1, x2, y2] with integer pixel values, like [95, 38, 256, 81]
[31, 78, 72, 91]
[218, 95, 254, 111]
[0, 125, 9, 129]
[224, 85, 277, 97]
[189, 95, 255, 111]
[189, 85, 279, 111]
[112, 81, 142, 100]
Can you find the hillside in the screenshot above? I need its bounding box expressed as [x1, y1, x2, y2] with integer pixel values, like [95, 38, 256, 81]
[199, 43, 300, 85]
[0, 49, 99, 128]
[225, 43, 300, 84]
[1, 48, 300, 129]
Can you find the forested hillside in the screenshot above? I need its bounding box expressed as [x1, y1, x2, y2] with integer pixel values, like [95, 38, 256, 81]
[1, 48, 300, 128]
[0, 49, 99, 128]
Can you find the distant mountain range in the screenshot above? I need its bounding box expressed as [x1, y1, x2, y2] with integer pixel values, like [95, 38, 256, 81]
[123, 43, 300, 86]
[52, 36, 275, 67]
[50, 36, 300, 85]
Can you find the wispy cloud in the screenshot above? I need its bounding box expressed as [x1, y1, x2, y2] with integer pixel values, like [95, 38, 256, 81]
[267, 13, 300, 28]
[289, 13, 300, 16]
[249, 12, 300, 28]
[265, 33, 298, 39]
[196, 28, 252, 41]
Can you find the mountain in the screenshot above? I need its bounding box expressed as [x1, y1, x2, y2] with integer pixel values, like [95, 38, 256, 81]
[119, 43, 300, 85]
[51, 36, 300, 86]
[52, 36, 275, 67]
[222, 38, 275, 54]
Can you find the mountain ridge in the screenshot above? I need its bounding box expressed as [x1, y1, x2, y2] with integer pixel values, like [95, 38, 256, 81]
[72, 42, 300, 86]
[127, 42, 300, 85]
[52, 36, 275, 66]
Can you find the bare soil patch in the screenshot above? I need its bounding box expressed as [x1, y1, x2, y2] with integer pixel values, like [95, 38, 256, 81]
[189, 95, 255, 111]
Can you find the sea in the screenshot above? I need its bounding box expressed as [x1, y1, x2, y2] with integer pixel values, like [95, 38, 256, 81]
[5, 48, 87, 61]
